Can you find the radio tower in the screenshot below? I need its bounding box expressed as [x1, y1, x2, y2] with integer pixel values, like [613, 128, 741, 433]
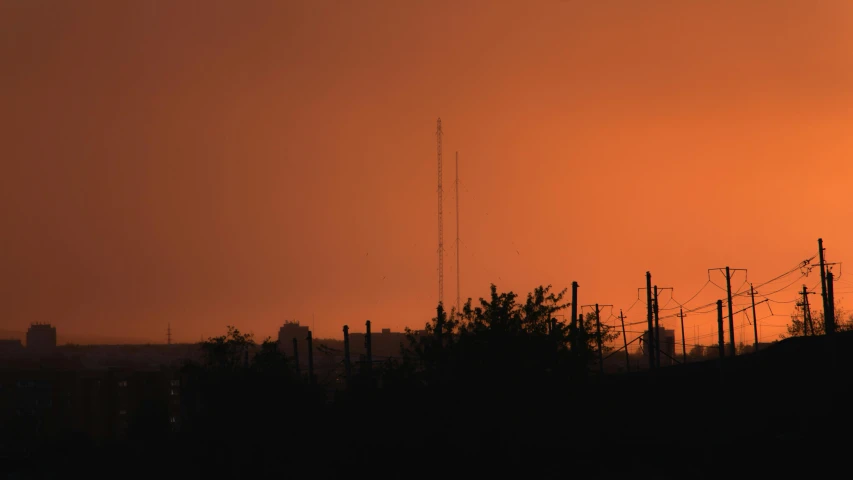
[436, 118, 444, 306]
[455, 151, 460, 315]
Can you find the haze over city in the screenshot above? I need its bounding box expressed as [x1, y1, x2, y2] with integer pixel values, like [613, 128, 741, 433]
[3, 0, 853, 344]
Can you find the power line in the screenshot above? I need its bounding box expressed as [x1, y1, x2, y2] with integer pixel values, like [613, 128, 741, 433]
[655, 258, 814, 322]
[623, 297, 642, 314]
[664, 280, 711, 311]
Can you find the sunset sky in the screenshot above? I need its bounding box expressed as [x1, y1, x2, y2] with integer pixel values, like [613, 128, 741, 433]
[2, 0, 853, 346]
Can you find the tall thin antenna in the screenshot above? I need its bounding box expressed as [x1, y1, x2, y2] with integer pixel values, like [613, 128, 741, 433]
[455, 151, 460, 315]
[436, 118, 444, 306]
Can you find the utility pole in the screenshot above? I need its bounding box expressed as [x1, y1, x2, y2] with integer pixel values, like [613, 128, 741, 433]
[645, 285, 673, 367]
[827, 270, 839, 368]
[818, 238, 834, 335]
[595, 304, 604, 374]
[740, 315, 745, 351]
[619, 309, 630, 372]
[801, 286, 814, 336]
[571, 281, 582, 362]
[578, 313, 585, 358]
[677, 308, 687, 364]
[750, 283, 759, 352]
[653, 286, 660, 368]
[571, 281, 579, 334]
[307, 331, 314, 384]
[717, 300, 725, 360]
[806, 286, 814, 335]
[582, 303, 613, 375]
[827, 271, 836, 332]
[343, 325, 352, 383]
[365, 320, 373, 370]
[725, 267, 735, 356]
[292, 337, 300, 375]
[709, 267, 746, 356]
[646, 272, 654, 370]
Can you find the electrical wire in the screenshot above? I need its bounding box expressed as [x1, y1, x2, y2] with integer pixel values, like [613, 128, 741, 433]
[623, 297, 641, 314]
[666, 280, 711, 310]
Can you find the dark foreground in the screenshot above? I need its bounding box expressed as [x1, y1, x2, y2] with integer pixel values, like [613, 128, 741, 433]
[4, 333, 853, 479]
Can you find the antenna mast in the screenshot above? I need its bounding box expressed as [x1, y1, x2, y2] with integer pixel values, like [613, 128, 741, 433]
[436, 118, 444, 306]
[455, 151, 460, 315]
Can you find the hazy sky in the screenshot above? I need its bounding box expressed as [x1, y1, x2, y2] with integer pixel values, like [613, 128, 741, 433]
[2, 0, 853, 344]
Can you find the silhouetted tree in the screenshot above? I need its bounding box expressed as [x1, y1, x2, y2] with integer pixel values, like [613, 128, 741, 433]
[579, 310, 620, 359]
[401, 284, 579, 391]
[785, 306, 853, 337]
[199, 325, 255, 369]
[384, 284, 585, 459]
[251, 336, 294, 376]
[177, 326, 323, 476]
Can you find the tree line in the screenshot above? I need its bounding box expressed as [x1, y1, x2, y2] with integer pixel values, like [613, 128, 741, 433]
[24, 282, 832, 477]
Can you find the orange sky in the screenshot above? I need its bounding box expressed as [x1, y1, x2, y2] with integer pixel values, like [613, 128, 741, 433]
[2, 0, 853, 346]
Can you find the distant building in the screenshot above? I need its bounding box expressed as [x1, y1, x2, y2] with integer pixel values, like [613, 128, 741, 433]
[26, 324, 57, 354]
[643, 327, 676, 365]
[278, 321, 310, 355]
[0, 339, 24, 356]
[0, 366, 178, 442]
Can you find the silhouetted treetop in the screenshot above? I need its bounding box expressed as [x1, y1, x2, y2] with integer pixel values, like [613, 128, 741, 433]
[786, 306, 853, 337]
[400, 284, 611, 389]
[199, 326, 255, 369]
